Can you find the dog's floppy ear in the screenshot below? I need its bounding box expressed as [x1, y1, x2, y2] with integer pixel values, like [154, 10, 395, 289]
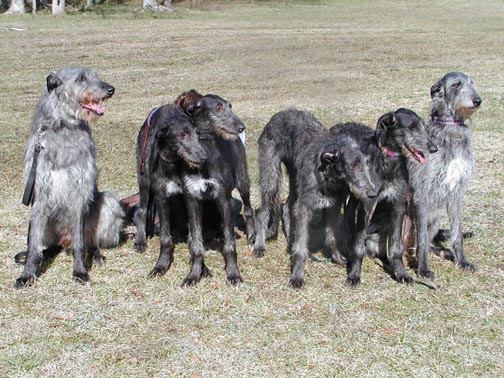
[430, 78, 444, 99]
[46, 73, 63, 92]
[376, 112, 397, 148]
[185, 100, 203, 116]
[175, 89, 203, 108]
[320, 148, 340, 165]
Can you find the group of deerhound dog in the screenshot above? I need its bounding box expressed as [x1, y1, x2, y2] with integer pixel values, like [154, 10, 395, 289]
[13, 66, 482, 290]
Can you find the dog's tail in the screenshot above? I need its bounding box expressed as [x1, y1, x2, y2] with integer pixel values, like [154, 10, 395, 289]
[94, 191, 127, 248]
[252, 134, 283, 256]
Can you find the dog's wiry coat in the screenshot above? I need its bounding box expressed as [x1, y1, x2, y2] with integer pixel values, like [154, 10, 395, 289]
[134, 104, 208, 278]
[15, 67, 120, 288]
[253, 109, 378, 288]
[178, 92, 252, 286]
[409, 72, 482, 279]
[335, 108, 437, 286]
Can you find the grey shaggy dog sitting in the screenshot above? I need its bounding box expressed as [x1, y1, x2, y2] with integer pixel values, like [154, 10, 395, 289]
[409, 72, 482, 280]
[15, 66, 124, 289]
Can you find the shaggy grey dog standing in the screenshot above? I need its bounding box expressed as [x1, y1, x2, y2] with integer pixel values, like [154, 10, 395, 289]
[334, 109, 437, 286]
[253, 109, 378, 288]
[15, 66, 123, 289]
[409, 72, 482, 279]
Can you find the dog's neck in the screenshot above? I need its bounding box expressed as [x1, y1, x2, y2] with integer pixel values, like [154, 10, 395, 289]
[430, 100, 467, 126]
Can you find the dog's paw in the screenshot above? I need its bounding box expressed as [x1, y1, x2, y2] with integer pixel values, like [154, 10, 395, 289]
[397, 273, 414, 285]
[418, 269, 435, 281]
[181, 274, 201, 287]
[346, 276, 361, 288]
[289, 277, 305, 289]
[14, 274, 36, 289]
[134, 242, 147, 253]
[459, 261, 477, 273]
[252, 246, 265, 258]
[73, 271, 90, 284]
[147, 265, 169, 278]
[226, 272, 243, 286]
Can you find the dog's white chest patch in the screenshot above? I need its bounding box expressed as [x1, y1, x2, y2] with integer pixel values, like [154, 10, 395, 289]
[183, 175, 220, 199]
[444, 158, 468, 191]
[164, 180, 183, 196]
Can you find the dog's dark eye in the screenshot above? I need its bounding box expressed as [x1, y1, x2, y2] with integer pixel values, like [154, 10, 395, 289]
[452, 80, 461, 89]
[409, 122, 417, 130]
[352, 159, 361, 169]
[216, 103, 223, 112]
[78, 74, 86, 82]
[180, 132, 189, 140]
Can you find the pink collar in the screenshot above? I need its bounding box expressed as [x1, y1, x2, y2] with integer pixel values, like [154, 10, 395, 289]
[381, 146, 401, 158]
[432, 117, 465, 126]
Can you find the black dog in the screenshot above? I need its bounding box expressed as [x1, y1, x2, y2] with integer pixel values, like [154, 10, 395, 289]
[253, 109, 378, 288]
[176, 91, 253, 286]
[134, 104, 208, 278]
[334, 108, 437, 286]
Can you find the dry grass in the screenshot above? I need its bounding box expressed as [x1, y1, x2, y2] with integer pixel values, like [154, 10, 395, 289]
[1, 1, 503, 376]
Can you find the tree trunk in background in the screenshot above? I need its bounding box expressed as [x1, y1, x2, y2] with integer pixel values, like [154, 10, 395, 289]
[33, 0, 36, 14]
[52, 0, 65, 14]
[5, 0, 25, 14]
[142, 0, 172, 12]
[86, 0, 93, 8]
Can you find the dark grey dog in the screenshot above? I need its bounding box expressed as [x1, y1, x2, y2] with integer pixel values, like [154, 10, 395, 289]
[177, 91, 253, 286]
[410, 72, 482, 279]
[15, 67, 122, 289]
[253, 109, 378, 288]
[334, 108, 437, 286]
[134, 103, 208, 278]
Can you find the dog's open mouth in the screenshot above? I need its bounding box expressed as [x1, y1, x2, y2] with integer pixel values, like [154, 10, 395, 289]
[405, 145, 426, 164]
[80, 101, 106, 116]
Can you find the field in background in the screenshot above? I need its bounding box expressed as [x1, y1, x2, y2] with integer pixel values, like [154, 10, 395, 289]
[1, 1, 503, 376]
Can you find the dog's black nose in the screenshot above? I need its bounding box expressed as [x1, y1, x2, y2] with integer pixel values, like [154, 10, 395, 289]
[106, 86, 115, 96]
[472, 97, 482, 107]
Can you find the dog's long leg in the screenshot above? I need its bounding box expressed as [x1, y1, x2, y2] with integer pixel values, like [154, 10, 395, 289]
[252, 143, 282, 258]
[447, 196, 477, 272]
[325, 203, 346, 266]
[134, 181, 151, 253]
[388, 201, 414, 284]
[413, 201, 435, 280]
[234, 144, 256, 247]
[14, 214, 46, 289]
[346, 203, 367, 287]
[71, 215, 90, 283]
[217, 194, 243, 285]
[182, 196, 211, 286]
[148, 194, 174, 277]
[289, 200, 310, 288]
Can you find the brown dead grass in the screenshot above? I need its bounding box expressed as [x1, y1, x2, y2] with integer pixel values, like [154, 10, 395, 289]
[1, 1, 503, 376]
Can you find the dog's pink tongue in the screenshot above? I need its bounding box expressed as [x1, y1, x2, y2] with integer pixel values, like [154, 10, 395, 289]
[415, 151, 426, 164]
[83, 102, 106, 115]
